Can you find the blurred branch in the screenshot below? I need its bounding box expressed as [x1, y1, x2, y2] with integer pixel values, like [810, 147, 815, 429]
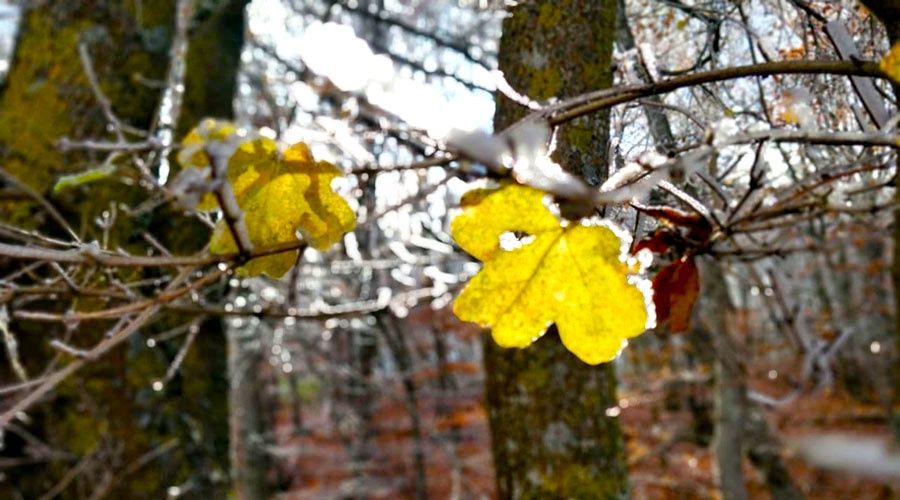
[0, 267, 218, 432]
[335, 0, 495, 69]
[720, 128, 900, 149]
[78, 41, 127, 142]
[13, 269, 224, 323]
[169, 285, 447, 320]
[0, 305, 27, 382]
[208, 149, 253, 256]
[0, 240, 305, 268]
[368, 40, 493, 93]
[548, 59, 886, 126]
[0, 168, 80, 242]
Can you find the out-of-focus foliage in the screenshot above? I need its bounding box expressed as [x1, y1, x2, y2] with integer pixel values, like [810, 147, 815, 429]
[451, 184, 650, 364]
[52, 164, 117, 193]
[177, 118, 242, 210]
[178, 119, 356, 277]
[879, 42, 900, 83]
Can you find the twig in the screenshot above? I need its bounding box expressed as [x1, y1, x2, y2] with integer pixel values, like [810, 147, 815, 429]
[335, 0, 494, 69]
[14, 269, 225, 323]
[0, 305, 28, 382]
[37, 447, 99, 500]
[208, 149, 253, 255]
[726, 141, 767, 224]
[658, 179, 721, 228]
[155, 319, 202, 389]
[0, 377, 50, 396]
[364, 175, 455, 225]
[0, 267, 198, 431]
[0, 167, 80, 242]
[78, 41, 126, 142]
[48, 340, 93, 359]
[97, 439, 179, 497]
[56, 137, 162, 153]
[351, 154, 455, 175]
[168, 286, 446, 320]
[548, 60, 885, 125]
[720, 128, 900, 149]
[0, 239, 304, 268]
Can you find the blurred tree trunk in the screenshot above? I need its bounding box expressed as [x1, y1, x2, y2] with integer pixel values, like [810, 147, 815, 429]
[483, 1, 627, 498]
[861, 2, 900, 41]
[339, 3, 389, 496]
[693, 269, 801, 500]
[700, 263, 750, 500]
[859, 0, 900, 443]
[0, 1, 246, 496]
[227, 323, 268, 500]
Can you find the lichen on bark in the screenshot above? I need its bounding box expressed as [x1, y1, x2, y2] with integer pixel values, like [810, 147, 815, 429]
[484, 1, 628, 498]
[0, 2, 245, 497]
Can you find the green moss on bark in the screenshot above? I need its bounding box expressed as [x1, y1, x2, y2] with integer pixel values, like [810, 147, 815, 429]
[485, 1, 627, 497]
[0, 2, 244, 497]
[496, 0, 616, 186]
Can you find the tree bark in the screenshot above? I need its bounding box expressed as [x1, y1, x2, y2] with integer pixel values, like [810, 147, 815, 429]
[378, 313, 429, 500]
[227, 324, 269, 500]
[700, 262, 750, 500]
[484, 1, 628, 498]
[745, 406, 803, 500]
[0, 1, 246, 496]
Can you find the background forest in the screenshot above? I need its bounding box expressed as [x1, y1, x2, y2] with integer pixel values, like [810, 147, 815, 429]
[1, 0, 900, 498]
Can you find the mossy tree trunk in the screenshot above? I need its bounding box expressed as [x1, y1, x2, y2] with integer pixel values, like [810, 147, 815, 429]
[0, 1, 246, 497]
[484, 1, 627, 498]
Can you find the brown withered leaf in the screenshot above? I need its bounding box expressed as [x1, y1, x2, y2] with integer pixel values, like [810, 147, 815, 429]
[652, 256, 700, 332]
[633, 229, 681, 255]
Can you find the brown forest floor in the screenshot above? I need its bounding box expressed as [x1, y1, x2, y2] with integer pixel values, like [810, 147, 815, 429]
[268, 307, 900, 499]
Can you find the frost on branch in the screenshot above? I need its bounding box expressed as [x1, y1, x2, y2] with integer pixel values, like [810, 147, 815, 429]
[445, 120, 590, 199]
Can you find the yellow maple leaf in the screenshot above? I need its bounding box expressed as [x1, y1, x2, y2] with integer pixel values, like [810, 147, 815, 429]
[208, 142, 356, 278]
[880, 42, 900, 83]
[779, 108, 800, 125]
[451, 184, 652, 364]
[177, 118, 239, 169]
[176, 120, 278, 211]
